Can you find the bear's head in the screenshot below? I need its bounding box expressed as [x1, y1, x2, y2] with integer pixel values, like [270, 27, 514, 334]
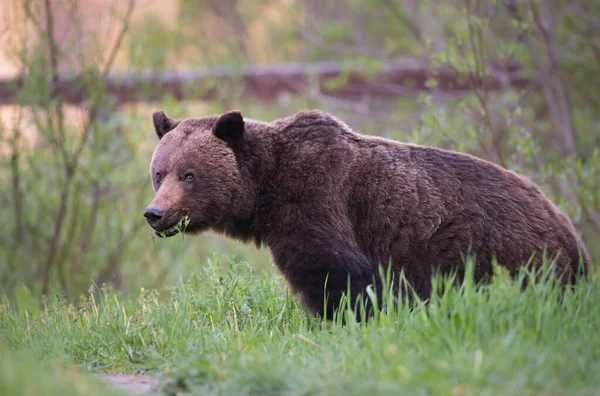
[144, 110, 254, 238]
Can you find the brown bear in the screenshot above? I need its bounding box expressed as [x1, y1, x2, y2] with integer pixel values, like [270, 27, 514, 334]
[144, 109, 589, 318]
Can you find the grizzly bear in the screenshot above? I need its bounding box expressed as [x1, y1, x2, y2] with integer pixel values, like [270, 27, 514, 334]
[144, 109, 589, 318]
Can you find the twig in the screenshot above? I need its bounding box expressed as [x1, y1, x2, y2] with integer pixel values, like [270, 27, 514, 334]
[464, 0, 506, 167]
[298, 334, 324, 351]
[102, 0, 136, 77]
[9, 107, 24, 245]
[381, 0, 423, 44]
[41, 0, 71, 296]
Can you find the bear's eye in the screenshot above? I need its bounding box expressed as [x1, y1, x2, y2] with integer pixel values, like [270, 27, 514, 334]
[184, 173, 194, 182]
[155, 172, 162, 184]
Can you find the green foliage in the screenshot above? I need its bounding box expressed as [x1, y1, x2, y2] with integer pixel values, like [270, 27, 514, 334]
[1, 257, 599, 395]
[415, 0, 600, 259]
[128, 14, 188, 71]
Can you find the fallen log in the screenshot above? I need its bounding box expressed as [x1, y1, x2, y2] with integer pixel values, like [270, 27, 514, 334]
[0, 59, 531, 105]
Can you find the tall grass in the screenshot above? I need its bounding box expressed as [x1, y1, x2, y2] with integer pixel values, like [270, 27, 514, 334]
[1, 255, 598, 395]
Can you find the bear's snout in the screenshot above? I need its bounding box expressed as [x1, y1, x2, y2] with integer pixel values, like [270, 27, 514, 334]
[144, 206, 164, 223]
[143, 204, 186, 237]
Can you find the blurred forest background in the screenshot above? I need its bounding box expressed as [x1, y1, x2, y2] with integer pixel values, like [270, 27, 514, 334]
[0, 0, 598, 299]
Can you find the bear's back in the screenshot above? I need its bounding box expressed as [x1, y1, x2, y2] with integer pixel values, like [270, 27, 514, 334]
[268, 110, 588, 282]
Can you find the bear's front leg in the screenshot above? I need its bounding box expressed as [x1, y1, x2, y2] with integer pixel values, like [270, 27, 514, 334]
[271, 239, 379, 320]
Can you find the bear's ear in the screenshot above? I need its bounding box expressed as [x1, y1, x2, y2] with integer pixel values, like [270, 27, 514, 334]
[213, 110, 244, 145]
[152, 110, 179, 140]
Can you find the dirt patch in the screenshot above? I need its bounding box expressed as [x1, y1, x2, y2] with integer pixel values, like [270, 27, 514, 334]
[99, 374, 159, 395]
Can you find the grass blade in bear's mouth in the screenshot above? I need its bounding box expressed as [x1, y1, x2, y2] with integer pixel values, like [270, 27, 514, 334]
[155, 228, 179, 238]
[155, 215, 190, 239]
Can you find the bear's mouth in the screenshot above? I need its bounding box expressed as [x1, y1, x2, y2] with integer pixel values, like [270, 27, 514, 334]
[154, 215, 190, 238]
[155, 227, 179, 238]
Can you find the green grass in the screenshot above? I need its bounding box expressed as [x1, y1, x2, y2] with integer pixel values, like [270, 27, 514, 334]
[1, 256, 599, 395]
[0, 347, 125, 396]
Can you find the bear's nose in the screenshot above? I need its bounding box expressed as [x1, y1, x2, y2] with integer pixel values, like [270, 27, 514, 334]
[144, 207, 164, 221]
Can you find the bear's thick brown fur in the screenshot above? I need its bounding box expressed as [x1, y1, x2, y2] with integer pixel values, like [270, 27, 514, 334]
[145, 109, 589, 318]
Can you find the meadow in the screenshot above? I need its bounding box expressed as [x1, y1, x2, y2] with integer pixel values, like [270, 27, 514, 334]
[2, 255, 599, 395]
